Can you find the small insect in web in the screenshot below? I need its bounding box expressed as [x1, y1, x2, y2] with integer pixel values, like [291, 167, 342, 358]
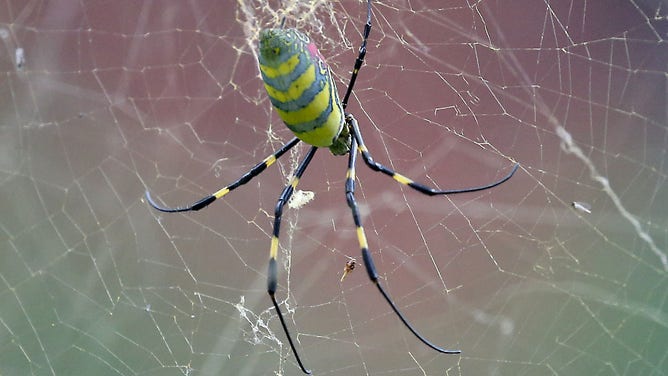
[340, 258, 356, 282]
[145, 0, 519, 373]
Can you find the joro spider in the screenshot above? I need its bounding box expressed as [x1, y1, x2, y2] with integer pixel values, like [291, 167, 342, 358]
[146, 1, 519, 373]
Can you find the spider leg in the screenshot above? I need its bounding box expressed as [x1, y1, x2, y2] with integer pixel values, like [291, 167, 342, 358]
[347, 114, 519, 195]
[345, 135, 461, 354]
[267, 145, 318, 375]
[145, 137, 301, 212]
[341, 0, 372, 110]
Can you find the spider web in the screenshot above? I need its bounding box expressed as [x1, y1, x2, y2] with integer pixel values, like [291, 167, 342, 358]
[1, 0, 666, 375]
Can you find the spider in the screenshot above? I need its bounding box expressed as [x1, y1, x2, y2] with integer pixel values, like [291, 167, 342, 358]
[146, 1, 519, 373]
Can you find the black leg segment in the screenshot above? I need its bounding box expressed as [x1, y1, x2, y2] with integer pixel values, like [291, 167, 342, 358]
[146, 137, 301, 213]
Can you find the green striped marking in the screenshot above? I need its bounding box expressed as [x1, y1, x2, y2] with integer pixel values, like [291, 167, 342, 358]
[259, 28, 344, 148]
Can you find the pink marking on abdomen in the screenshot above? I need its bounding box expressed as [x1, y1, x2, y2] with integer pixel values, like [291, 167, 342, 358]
[307, 42, 325, 61]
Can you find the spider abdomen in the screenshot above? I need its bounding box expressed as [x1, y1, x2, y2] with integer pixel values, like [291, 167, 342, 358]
[259, 28, 345, 150]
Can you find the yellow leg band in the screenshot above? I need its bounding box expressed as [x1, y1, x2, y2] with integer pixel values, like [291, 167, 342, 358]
[270, 236, 279, 259]
[265, 155, 277, 167]
[356, 227, 368, 249]
[213, 187, 231, 199]
[392, 173, 414, 186]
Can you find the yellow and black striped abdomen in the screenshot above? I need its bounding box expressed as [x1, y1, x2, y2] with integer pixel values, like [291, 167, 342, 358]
[259, 28, 346, 152]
